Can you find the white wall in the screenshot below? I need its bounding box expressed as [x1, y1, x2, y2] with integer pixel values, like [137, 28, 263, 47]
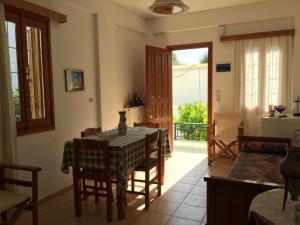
[147, 0, 300, 116]
[66, 0, 148, 130]
[173, 65, 208, 106]
[17, 0, 99, 199]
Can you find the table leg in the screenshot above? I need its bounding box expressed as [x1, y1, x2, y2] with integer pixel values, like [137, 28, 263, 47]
[117, 190, 126, 220]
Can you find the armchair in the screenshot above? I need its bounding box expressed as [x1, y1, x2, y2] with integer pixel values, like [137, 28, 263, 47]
[0, 163, 41, 225]
[207, 113, 244, 165]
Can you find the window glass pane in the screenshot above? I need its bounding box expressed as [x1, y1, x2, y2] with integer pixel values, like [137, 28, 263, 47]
[7, 21, 16, 48]
[245, 51, 259, 109]
[26, 26, 45, 120]
[9, 48, 18, 73]
[265, 48, 280, 112]
[6, 21, 21, 121]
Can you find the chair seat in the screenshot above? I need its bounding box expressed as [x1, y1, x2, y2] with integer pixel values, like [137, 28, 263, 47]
[213, 135, 238, 143]
[0, 190, 30, 213]
[135, 158, 158, 171]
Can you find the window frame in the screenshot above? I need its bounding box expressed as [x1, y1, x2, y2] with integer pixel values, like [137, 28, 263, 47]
[5, 5, 55, 136]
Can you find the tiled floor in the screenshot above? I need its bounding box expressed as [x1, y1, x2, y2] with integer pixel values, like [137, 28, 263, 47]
[15, 148, 234, 225]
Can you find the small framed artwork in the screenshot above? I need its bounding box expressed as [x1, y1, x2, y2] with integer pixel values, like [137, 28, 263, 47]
[65, 69, 84, 92]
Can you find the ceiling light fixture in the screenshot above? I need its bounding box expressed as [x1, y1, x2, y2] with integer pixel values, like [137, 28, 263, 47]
[149, 0, 189, 15]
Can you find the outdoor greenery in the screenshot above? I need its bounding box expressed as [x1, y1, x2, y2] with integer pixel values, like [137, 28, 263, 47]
[172, 53, 182, 65]
[199, 52, 208, 64]
[13, 89, 21, 121]
[174, 102, 208, 141]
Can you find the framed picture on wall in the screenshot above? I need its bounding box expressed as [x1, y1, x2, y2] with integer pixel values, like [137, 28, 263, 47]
[65, 69, 84, 92]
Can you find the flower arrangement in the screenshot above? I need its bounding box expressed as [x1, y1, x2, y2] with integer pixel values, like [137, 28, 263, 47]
[274, 105, 287, 117]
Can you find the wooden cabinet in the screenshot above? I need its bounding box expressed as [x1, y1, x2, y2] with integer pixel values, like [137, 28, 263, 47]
[261, 116, 300, 138]
[124, 106, 145, 127]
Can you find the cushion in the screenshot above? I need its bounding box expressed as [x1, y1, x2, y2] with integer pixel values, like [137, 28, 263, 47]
[228, 152, 285, 184]
[243, 142, 288, 155]
[0, 190, 30, 213]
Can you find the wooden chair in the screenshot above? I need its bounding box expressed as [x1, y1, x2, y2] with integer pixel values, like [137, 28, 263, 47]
[73, 139, 113, 222]
[207, 113, 244, 165]
[127, 130, 162, 209]
[80, 127, 103, 200]
[133, 122, 159, 128]
[81, 127, 102, 138]
[0, 163, 41, 225]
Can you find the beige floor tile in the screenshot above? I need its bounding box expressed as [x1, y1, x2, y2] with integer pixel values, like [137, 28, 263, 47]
[148, 199, 180, 215]
[173, 204, 206, 222]
[183, 194, 206, 208]
[165, 217, 200, 225]
[190, 186, 206, 196]
[169, 183, 194, 193]
[195, 178, 206, 186]
[178, 176, 200, 185]
[186, 170, 205, 178]
[160, 190, 187, 203]
[131, 211, 169, 225]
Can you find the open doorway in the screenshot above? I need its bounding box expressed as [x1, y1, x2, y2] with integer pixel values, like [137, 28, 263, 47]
[168, 43, 213, 154]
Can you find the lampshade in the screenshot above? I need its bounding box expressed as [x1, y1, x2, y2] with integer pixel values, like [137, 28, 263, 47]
[149, 0, 189, 15]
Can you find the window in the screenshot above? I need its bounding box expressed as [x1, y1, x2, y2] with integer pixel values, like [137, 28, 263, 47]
[5, 6, 55, 135]
[244, 42, 284, 113]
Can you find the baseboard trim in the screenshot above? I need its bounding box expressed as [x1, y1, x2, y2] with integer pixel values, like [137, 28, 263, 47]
[39, 185, 73, 205]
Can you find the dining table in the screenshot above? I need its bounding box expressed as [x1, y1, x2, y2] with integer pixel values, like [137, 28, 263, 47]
[61, 126, 171, 219]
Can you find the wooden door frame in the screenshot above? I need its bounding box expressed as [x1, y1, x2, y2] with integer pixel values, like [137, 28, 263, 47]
[167, 42, 213, 124]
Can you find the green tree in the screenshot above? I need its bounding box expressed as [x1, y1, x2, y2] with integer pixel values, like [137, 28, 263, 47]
[174, 102, 208, 141]
[13, 89, 21, 121]
[172, 53, 181, 65]
[199, 52, 208, 64]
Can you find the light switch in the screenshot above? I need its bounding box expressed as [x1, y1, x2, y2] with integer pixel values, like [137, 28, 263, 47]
[216, 90, 221, 102]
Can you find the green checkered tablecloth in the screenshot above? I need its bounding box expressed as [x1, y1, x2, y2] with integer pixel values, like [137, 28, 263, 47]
[61, 127, 171, 194]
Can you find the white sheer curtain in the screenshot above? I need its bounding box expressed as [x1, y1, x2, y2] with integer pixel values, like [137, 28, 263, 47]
[0, 3, 17, 164]
[234, 36, 294, 135]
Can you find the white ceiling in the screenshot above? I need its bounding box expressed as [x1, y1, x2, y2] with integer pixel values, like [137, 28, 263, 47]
[110, 0, 276, 19]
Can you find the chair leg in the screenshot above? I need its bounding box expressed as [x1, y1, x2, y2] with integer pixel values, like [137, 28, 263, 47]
[106, 183, 113, 222]
[94, 180, 99, 203]
[106, 194, 112, 222]
[157, 166, 161, 197]
[72, 173, 81, 217]
[131, 171, 135, 192]
[145, 171, 150, 209]
[1, 212, 7, 224]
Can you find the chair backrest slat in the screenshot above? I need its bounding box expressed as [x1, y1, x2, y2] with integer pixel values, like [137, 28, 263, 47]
[73, 139, 111, 178]
[145, 130, 162, 169]
[81, 127, 102, 138]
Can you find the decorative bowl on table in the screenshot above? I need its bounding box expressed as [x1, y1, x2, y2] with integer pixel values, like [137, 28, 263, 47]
[274, 105, 287, 118]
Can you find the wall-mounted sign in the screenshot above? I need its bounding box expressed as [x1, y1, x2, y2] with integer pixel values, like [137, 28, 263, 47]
[216, 63, 231, 72]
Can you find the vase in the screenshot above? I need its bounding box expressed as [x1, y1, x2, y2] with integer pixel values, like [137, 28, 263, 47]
[118, 111, 127, 135]
[280, 146, 300, 201]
